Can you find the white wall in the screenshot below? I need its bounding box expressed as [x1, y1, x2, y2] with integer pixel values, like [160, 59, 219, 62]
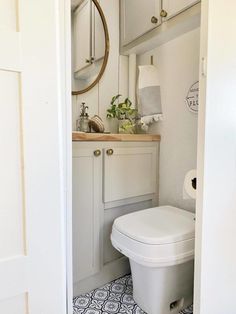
[195, 0, 236, 313]
[137, 28, 200, 212]
[72, 0, 129, 132]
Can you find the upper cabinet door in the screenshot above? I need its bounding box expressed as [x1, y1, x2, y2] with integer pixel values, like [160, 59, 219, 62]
[162, 0, 200, 20]
[93, 1, 105, 61]
[121, 0, 161, 46]
[73, 0, 91, 73]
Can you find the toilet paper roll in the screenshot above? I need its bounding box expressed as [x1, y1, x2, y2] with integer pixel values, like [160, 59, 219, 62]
[183, 169, 197, 200]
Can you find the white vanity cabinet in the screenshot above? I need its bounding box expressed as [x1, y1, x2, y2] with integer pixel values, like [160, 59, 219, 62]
[72, 138, 160, 295]
[120, 0, 161, 46]
[162, 0, 200, 20]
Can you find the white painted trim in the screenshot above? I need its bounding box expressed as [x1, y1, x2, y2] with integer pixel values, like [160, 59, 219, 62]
[59, 0, 73, 313]
[73, 256, 130, 297]
[195, 0, 236, 313]
[104, 194, 155, 210]
[194, 1, 208, 313]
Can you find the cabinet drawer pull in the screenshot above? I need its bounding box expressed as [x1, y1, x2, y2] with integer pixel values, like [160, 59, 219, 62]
[106, 149, 114, 156]
[151, 16, 158, 24]
[94, 149, 101, 157]
[160, 9, 168, 18]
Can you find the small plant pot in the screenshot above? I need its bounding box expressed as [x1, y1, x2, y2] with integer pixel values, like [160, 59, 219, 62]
[118, 119, 134, 134]
[107, 118, 119, 133]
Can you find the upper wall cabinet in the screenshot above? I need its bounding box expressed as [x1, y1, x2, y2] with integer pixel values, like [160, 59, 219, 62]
[73, 0, 91, 73]
[120, 0, 201, 53]
[120, 0, 161, 46]
[73, 0, 106, 72]
[162, 0, 200, 20]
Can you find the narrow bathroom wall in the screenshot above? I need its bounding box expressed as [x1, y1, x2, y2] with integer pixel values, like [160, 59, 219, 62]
[137, 28, 200, 212]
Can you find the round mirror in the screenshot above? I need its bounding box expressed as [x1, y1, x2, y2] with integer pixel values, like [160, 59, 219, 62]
[71, 0, 109, 95]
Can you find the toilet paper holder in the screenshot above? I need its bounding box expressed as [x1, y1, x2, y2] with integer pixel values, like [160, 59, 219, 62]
[183, 169, 197, 199]
[192, 177, 197, 190]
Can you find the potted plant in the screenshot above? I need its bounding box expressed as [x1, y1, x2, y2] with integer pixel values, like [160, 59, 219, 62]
[107, 95, 137, 134]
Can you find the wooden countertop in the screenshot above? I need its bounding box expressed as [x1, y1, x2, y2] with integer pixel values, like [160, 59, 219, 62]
[72, 132, 161, 142]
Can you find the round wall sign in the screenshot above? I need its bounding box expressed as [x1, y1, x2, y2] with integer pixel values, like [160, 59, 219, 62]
[186, 81, 199, 113]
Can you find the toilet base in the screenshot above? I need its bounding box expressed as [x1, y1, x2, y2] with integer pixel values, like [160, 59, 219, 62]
[130, 259, 194, 314]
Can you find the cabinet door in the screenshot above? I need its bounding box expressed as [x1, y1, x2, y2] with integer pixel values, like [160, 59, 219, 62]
[104, 146, 157, 203]
[72, 146, 103, 282]
[121, 0, 161, 46]
[93, 1, 105, 61]
[73, 0, 91, 73]
[162, 0, 200, 20]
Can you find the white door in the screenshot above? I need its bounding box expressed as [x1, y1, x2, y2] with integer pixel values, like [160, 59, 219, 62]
[0, 1, 68, 313]
[121, 0, 161, 46]
[162, 0, 200, 20]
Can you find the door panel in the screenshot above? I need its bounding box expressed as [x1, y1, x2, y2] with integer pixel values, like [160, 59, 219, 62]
[104, 146, 157, 202]
[0, 0, 18, 31]
[93, 1, 105, 61]
[74, 0, 91, 72]
[121, 0, 161, 46]
[0, 71, 25, 259]
[0, 294, 27, 314]
[162, 0, 200, 20]
[73, 147, 103, 283]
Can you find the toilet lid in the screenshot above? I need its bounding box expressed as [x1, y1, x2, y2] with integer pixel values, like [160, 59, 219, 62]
[113, 206, 195, 245]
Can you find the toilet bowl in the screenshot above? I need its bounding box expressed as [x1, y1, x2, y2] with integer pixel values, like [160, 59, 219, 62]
[111, 206, 195, 314]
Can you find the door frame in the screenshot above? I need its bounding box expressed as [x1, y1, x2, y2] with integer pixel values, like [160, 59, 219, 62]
[59, 0, 73, 313]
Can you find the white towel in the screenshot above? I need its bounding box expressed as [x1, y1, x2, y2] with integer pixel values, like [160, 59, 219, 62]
[138, 65, 163, 125]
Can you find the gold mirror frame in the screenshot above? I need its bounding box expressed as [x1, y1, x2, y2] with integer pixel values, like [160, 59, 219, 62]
[72, 0, 110, 95]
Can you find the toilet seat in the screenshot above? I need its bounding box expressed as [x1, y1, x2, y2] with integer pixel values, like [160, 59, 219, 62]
[111, 206, 195, 267]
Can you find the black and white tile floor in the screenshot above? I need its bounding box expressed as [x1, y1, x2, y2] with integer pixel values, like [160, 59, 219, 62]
[73, 275, 193, 314]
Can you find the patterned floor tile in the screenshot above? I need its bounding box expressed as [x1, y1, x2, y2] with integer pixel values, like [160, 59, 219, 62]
[73, 275, 193, 314]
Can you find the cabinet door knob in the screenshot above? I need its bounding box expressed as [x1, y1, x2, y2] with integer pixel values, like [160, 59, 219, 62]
[106, 149, 114, 156]
[151, 16, 158, 24]
[85, 58, 91, 64]
[94, 149, 101, 157]
[160, 9, 168, 18]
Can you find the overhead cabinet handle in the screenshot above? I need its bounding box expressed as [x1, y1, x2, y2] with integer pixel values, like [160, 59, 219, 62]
[160, 9, 168, 18]
[151, 16, 158, 24]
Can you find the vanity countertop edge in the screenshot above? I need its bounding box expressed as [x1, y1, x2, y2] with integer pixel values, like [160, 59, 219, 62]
[72, 132, 161, 142]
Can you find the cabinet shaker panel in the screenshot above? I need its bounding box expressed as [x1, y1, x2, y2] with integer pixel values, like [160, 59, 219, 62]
[104, 146, 157, 203]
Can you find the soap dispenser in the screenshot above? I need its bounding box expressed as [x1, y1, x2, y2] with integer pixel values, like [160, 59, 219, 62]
[77, 102, 89, 132]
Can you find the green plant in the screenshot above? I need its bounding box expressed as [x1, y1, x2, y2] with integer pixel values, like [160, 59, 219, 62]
[119, 120, 135, 134]
[107, 94, 137, 120]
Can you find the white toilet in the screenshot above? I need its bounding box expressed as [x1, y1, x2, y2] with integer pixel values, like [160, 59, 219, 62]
[111, 205, 195, 314]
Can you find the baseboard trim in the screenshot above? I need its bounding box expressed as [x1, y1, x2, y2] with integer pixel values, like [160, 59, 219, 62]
[73, 257, 130, 297]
